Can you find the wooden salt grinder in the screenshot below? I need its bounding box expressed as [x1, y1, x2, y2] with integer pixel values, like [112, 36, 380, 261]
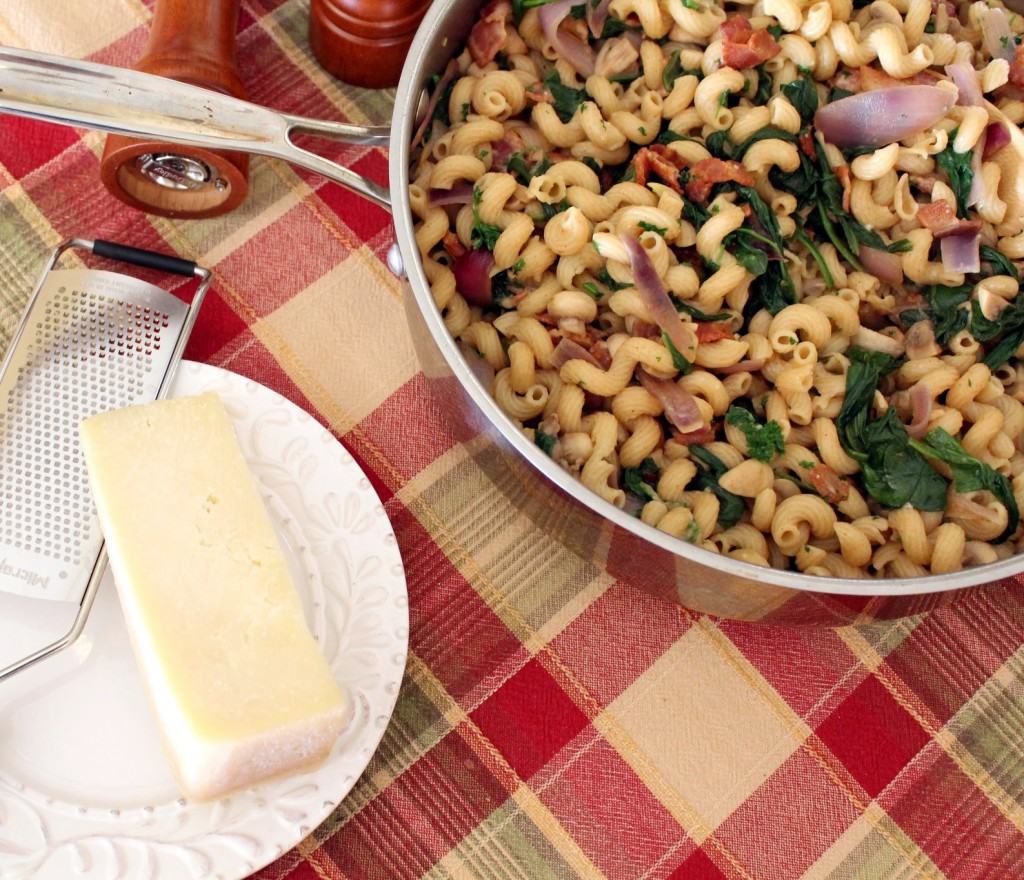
[309, 0, 432, 89]
[99, 0, 249, 218]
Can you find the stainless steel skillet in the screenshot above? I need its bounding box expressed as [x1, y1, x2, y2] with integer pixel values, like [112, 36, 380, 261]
[0, 1, 1017, 624]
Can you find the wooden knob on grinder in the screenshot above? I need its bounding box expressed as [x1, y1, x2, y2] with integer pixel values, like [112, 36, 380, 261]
[309, 0, 432, 89]
[100, 0, 249, 218]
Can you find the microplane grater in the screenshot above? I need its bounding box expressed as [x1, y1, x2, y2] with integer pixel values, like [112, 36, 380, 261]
[0, 238, 210, 683]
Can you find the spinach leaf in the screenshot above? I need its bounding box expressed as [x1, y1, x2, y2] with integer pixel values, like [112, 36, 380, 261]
[827, 85, 854, 103]
[662, 49, 683, 92]
[733, 126, 799, 159]
[491, 270, 521, 309]
[936, 133, 974, 219]
[909, 428, 1019, 541]
[661, 331, 693, 374]
[984, 330, 1024, 370]
[624, 457, 660, 501]
[543, 70, 587, 123]
[639, 220, 668, 236]
[674, 300, 733, 322]
[725, 406, 785, 462]
[794, 228, 835, 288]
[837, 348, 948, 510]
[981, 244, 1020, 281]
[729, 235, 770, 276]
[471, 186, 502, 251]
[581, 156, 602, 176]
[781, 74, 818, 124]
[928, 283, 972, 343]
[657, 130, 698, 145]
[507, 152, 551, 185]
[705, 130, 733, 159]
[597, 268, 630, 291]
[428, 73, 457, 135]
[600, 17, 637, 37]
[754, 67, 774, 106]
[690, 446, 746, 528]
[535, 429, 557, 456]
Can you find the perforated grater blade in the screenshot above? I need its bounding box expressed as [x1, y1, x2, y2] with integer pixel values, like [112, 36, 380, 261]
[0, 238, 210, 682]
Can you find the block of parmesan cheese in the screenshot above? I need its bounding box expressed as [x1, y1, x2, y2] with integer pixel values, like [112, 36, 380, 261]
[79, 392, 350, 801]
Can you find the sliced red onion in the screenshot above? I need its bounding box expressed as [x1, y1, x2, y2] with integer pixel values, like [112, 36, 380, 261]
[981, 6, 1017, 62]
[719, 357, 766, 375]
[586, 0, 612, 37]
[906, 381, 933, 439]
[428, 182, 475, 205]
[638, 373, 703, 433]
[453, 248, 495, 306]
[459, 341, 496, 388]
[984, 122, 1011, 159]
[940, 230, 981, 274]
[551, 337, 601, 369]
[814, 86, 956, 148]
[539, 0, 595, 77]
[904, 320, 939, 360]
[620, 233, 693, 361]
[411, 59, 459, 154]
[946, 63, 984, 107]
[858, 245, 904, 286]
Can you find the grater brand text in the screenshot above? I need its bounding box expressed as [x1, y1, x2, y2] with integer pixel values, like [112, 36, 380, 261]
[0, 560, 48, 590]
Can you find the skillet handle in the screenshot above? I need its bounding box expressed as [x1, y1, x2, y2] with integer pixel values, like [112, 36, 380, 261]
[0, 45, 393, 211]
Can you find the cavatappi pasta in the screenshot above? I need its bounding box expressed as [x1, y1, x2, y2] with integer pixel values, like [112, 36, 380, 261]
[409, 0, 1024, 579]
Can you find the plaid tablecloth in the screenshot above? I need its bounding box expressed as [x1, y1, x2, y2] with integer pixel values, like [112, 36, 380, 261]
[3, 1, 1024, 877]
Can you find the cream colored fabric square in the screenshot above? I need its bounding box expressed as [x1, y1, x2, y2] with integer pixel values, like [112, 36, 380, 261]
[605, 624, 804, 838]
[253, 250, 417, 433]
[0, 0, 146, 57]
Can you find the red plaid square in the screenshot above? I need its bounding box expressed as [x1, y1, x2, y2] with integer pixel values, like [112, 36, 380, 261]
[816, 673, 930, 799]
[534, 731, 695, 878]
[719, 620, 862, 723]
[320, 721, 512, 880]
[184, 285, 249, 364]
[0, 117, 80, 181]
[392, 506, 528, 705]
[470, 658, 590, 780]
[715, 747, 861, 877]
[882, 751, 1024, 877]
[317, 150, 392, 245]
[551, 581, 690, 705]
[666, 848, 727, 879]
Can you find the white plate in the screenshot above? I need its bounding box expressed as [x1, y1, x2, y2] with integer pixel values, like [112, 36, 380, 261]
[0, 361, 409, 880]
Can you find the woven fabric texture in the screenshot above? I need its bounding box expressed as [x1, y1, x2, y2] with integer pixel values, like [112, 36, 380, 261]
[1, 1, 1024, 877]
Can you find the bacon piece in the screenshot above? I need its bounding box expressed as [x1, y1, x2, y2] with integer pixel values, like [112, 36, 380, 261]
[798, 129, 817, 159]
[633, 145, 685, 192]
[836, 165, 853, 213]
[808, 464, 851, 504]
[671, 424, 716, 446]
[910, 174, 935, 195]
[916, 200, 982, 239]
[443, 231, 466, 260]
[695, 322, 735, 344]
[721, 17, 780, 70]
[491, 128, 527, 170]
[525, 81, 552, 104]
[685, 158, 755, 203]
[590, 339, 612, 369]
[854, 65, 942, 92]
[1011, 45, 1024, 89]
[468, 0, 511, 67]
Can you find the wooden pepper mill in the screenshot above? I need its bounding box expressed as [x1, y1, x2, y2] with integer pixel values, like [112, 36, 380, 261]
[309, 0, 432, 89]
[99, 0, 249, 218]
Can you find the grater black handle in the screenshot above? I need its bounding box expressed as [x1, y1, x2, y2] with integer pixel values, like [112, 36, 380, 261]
[93, 239, 197, 277]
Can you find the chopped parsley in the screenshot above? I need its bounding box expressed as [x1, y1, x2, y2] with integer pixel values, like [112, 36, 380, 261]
[535, 429, 557, 456]
[725, 406, 785, 462]
[471, 186, 502, 251]
[638, 220, 668, 236]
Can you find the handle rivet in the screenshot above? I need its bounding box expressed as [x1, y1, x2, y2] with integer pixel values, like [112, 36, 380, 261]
[386, 243, 406, 279]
